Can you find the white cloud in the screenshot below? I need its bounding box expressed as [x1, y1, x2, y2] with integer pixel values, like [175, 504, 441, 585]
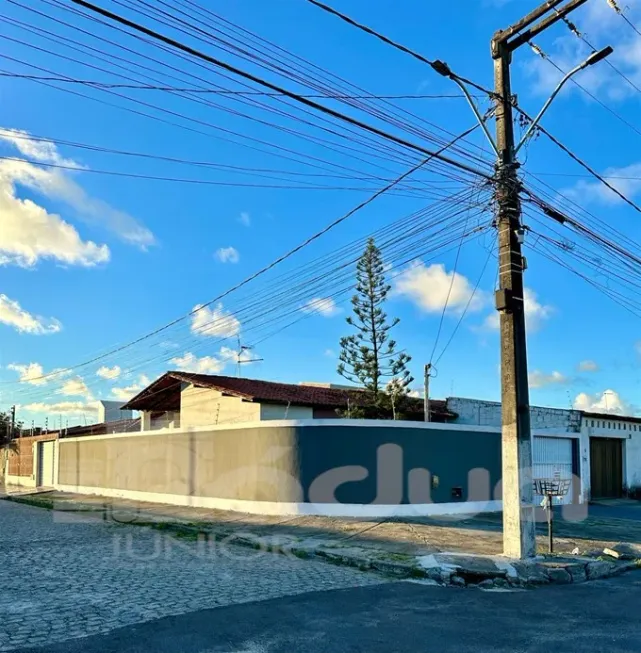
[0, 164, 110, 268]
[324, 348, 336, 358]
[528, 370, 570, 389]
[21, 400, 99, 416]
[301, 297, 340, 317]
[219, 345, 255, 363]
[171, 346, 258, 375]
[574, 389, 634, 415]
[563, 162, 641, 205]
[394, 262, 487, 314]
[484, 288, 553, 332]
[7, 362, 48, 386]
[0, 128, 78, 167]
[111, 374, 151, 401]
[578, 360, 599, 373]
[57, 376, 92, 399]
[215, 246, 240, 264]
[170, 352, 225, 374]
[238, 212, 251, 227]
[96, 365, 121, 380]
[0, 129, 154, 249]
[0, 293, 61, 334]
[191, 303, 240, 339]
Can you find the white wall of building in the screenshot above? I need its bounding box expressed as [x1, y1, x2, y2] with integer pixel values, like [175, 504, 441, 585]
[580, 416, 641, 496]
[447, 397, 582, 432]
[448, 397, 588, 501]
[180, 385, 261, 429]
[260, 404, 313, 420]
[98, 400, 133, 424]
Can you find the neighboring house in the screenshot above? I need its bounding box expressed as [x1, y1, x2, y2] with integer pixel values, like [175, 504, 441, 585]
[97, 400, 133, 424]
[3, 416, 140, 489]
[447, 396, 641, 502]
[122, 372, 454, 430]
[580, 412, 641, 500]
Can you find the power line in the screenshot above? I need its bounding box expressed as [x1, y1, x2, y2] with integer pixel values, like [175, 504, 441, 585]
[433, 244, 496, 367]
[305, 0, 441, 73]
[0, 153, 452, 193]
[605, 0, 641, 39]
[10, 0, 491, 171]
[7, 189, 492, 400]
[527, 42, 641, 142]
[0, 74, 474, 98]
[11, 124, 481, 386]
[159, 0, 491, 162]
[428, 185, 483, 363]
[297, 0, 641, 217]
[70, 0, 491, 182]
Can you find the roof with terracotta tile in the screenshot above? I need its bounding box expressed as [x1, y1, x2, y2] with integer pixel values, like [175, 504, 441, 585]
[122, 371, 452, 418]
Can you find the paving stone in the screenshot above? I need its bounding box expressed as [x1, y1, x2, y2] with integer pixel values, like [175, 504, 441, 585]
[0, 500, 386, 652]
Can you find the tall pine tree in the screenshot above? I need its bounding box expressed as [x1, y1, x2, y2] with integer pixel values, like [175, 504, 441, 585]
[338, 238, 413, 417]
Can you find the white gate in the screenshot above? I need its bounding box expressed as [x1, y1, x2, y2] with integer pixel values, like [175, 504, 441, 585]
[37, 441, 55, 487]
[533, 436, 574, 505]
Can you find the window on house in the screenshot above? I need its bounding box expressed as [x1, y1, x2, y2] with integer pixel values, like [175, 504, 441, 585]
[608, 422, 611, 428]
[624, 423, 627, 430]
[618, 423, 621, 430]
[591, 420, 595, 427]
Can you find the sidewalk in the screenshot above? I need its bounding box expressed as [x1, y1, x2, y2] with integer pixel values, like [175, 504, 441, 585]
[6, 491, 641, 588]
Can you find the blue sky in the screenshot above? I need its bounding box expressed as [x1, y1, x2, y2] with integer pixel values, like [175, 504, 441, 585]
[1, 0, 640, 426]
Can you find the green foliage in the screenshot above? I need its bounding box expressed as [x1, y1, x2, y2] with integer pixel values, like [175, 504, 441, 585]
[0, 410, 20, 447]
[337, 238, 413, 418]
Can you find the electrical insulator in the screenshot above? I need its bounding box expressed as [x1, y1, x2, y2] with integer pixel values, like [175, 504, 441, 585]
[529, 42, 545, 59]
[607, 0, 622, 14]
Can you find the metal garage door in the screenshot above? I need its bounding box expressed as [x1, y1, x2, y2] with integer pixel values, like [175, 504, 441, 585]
[590, 438, 623, 499]
[37, 441, 55, 488]
[533, 436, 574, 505]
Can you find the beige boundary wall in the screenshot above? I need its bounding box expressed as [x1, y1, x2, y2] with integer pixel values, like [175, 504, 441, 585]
[55, 420, 579, 517]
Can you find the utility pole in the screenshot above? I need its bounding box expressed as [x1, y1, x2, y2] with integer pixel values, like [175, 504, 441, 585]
[423, 364, 431, 423]
[9, 405, 15, 439]
[441, 0, 607, 558]
[491, 33, 536, 558]
[489, 0, 606, 558]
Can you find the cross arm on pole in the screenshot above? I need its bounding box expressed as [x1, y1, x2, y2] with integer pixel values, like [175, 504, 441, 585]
[431, 61, 499, 156]
[494, 0, 568, 44]
[503, 0, 590, 51]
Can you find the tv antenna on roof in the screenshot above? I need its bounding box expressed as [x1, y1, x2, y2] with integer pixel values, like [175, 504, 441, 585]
[236, 335, 263, 378]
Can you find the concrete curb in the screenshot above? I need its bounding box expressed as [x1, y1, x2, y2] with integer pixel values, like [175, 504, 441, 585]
[5, 494, 641, 588]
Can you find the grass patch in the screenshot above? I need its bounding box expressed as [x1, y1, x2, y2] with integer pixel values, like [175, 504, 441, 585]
[5, 495, 56, 510]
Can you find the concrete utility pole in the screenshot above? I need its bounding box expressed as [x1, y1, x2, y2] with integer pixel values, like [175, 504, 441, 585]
[490, 0, 607, 558]
[444, 0, 609, 558]
[9, 405, 15, 439]
[424, 364, 431, 423]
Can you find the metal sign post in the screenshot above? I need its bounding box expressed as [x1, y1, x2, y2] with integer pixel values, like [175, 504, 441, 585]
[533, 478, 571, 553]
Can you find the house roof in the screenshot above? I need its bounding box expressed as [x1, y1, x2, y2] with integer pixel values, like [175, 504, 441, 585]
[121, 371, 452, 418]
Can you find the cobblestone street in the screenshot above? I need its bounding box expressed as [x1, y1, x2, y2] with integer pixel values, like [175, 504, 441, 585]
[0, 500, 386, 651]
